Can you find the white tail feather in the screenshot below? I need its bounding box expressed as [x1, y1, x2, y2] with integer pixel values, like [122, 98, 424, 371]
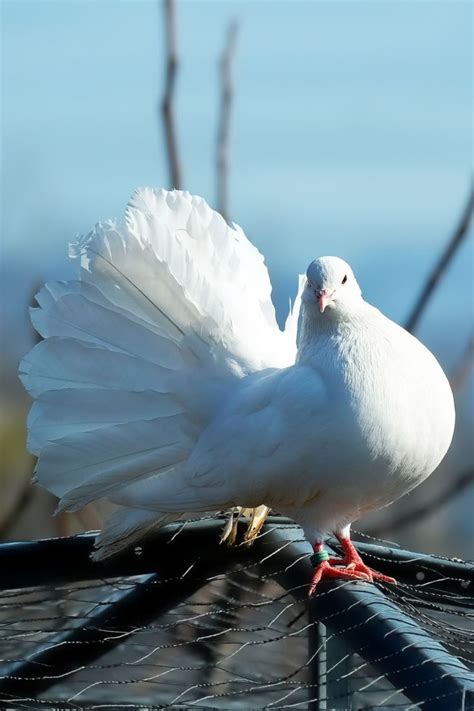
[20, 189, 300, 557]
[91, 508, 176, 561]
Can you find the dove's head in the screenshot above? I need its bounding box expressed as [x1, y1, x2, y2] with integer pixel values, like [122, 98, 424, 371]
[302, 256, 363, 317]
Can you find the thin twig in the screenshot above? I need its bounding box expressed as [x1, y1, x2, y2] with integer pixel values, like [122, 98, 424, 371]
[368, 468, 474, 536]
[161, 0, 182, 189]
[216, 19, 239, 222]
[450, 333, 474, 393]
[405, 185, 473, 333]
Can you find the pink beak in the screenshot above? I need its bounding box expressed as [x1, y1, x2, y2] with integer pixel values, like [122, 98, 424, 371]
[316, 289, 333, 313]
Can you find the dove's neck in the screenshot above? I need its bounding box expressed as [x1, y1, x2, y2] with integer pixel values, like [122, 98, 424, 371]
[296, 301, 371, 368]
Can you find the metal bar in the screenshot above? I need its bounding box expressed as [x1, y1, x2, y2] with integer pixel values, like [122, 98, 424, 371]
[325, 629, 352, 708]
[257, 530, 474, 711]
[310, 582, 474, 710]
[0, 573, 162, 699]
[307, 612, 326, 710]
[0, 518, 233, 590]
[1, 517, 472, 594]
[0, 532, 259, 700]
[0, 521, 472, 708]
[327, 536, 474, 596]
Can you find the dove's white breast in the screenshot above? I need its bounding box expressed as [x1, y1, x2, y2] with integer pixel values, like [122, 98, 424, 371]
[296, 303, 455, 507]
[183, 302, 454, 529]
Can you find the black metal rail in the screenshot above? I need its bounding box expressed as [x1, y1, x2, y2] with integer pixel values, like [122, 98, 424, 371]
[1, 516, 472, 593]
[0, 517, 472, 709]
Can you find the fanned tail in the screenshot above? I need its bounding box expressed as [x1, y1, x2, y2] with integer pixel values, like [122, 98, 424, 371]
[20, 189, 300, 557]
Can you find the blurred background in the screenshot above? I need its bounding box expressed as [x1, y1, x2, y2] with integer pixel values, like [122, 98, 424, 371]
[1, 0, 472, 557]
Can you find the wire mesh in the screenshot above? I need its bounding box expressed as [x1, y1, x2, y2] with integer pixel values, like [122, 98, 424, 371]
[0, 518, 472, 709]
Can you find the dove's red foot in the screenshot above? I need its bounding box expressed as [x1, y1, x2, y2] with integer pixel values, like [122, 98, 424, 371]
[309, 539, 396, 596]
[309, 558, 372, 596]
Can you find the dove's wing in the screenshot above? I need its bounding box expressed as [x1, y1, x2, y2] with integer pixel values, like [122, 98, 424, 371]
[97, 364, 332, 516]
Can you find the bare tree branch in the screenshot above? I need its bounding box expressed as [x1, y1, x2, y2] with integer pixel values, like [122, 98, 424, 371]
[368, 468, 474, 536]
[450, 333, 474, 393]
[405, 185, 473, 333]
[161, 0, 182, 189]
[217, 19, 239, 222]
[378, 188, 474, 536]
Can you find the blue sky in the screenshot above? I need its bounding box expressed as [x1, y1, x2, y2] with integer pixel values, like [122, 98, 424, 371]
[1, 0, 472, 365]
[1, 0, 473, 555]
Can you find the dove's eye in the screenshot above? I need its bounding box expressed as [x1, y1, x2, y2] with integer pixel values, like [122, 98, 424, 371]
[342, 275, 348, 285]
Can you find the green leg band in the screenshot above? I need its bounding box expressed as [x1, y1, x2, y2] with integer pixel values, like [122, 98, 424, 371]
[310, 549, 330, 566]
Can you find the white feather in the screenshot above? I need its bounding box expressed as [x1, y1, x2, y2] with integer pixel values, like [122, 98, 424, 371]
[20, 189, 300, 556]
[91, 508, 176, 561]
[26, 389, 183, 454]
[39, 414, 196, 504]
[19, 339, 174, 399]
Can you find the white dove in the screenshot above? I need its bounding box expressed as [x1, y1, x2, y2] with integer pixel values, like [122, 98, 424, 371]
[20, 188, 455, 592]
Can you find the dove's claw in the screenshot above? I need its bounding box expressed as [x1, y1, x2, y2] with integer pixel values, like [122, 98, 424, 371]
[309, 560, 372, 595]
[309, 538, 397, 595]
[335, 535, 397, 586]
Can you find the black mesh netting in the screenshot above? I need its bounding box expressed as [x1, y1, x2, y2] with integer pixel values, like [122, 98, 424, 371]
[0, 518, 472, 709]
